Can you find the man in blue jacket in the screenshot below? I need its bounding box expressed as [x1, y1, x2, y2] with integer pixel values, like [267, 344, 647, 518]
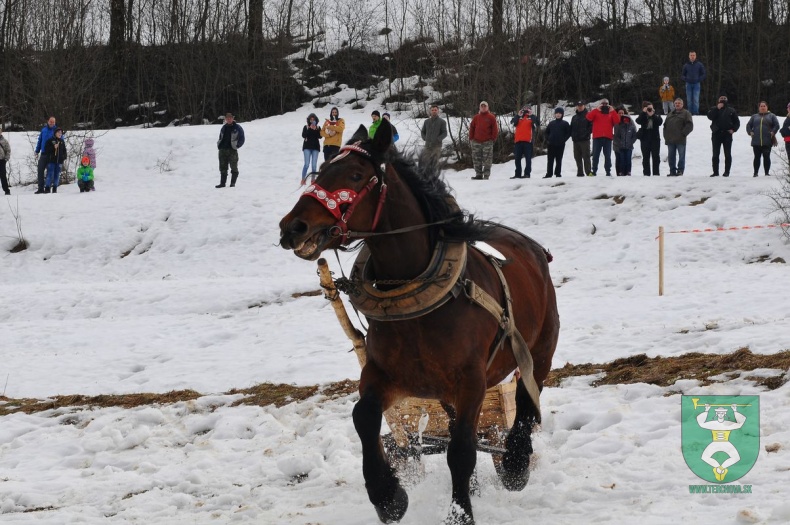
[215, 112, 245, 188]
[34, 116, 58, 194]
[681, 51, 706, 115]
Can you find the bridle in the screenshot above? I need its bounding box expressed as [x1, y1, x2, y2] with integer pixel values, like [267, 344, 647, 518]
[301, 142, 388, 244]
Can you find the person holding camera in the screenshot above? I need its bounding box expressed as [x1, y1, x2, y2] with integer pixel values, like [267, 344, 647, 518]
[301, 113, 321, 186]
[663, 98, 694, 176]
[585, 99, 620, 176]
[570, 101, 593, 177]
[320, 107, 345, 161]
[510, 105, 539, 178]
[636, 101, 664, 176]
[706, 96, 740, 177]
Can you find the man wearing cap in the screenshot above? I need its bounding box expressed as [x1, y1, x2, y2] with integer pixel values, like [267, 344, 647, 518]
[216, 112, 245, 188]
[469, 101, 499, 180]
[510, 105, 538, 178]
[706, 96, 740, 177]
[585, 99, 620, 176]
[543, 107, 571, 178]
[570, 101, 593, 177]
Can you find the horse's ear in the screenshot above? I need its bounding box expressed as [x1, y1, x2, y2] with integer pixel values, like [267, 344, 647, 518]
[349, 125, 368, 144]
[369, 118, 392, 155]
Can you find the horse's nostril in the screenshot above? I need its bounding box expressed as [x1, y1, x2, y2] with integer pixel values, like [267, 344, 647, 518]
[288, 219, 308, 237]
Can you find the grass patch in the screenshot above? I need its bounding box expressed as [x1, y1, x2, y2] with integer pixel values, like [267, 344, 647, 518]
[2, 349, 786, 417]
[545, 347, 790, 390]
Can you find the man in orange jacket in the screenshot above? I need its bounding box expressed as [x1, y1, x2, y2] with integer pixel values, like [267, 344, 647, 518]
[469, 101, 499, 179]
[510, 105, 538, 178]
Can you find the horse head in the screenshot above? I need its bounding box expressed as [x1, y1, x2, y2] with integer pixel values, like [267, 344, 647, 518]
[279, 120, 394, 260]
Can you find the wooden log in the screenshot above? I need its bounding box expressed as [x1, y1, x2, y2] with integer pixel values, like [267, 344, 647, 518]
[317, 258, 409, 447]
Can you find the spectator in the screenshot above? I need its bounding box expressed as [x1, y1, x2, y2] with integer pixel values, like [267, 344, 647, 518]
[681, 51, 706, 115]
[636, 100, 663, 176]
[77, 156, 95, 193]
[780, 102, 790, 162]
[34, 116, 58, 194]
[707, 95, 740, 177]
[215, 112, 245, 188]
[586, 99, 620, 177]
[320, 107, 345, 161]
[745, 101, 781, 177]
[613, 106, 627, 175]
[43, 127, 66, 193]
[82, 137, 97, 190]
[614, 109, 637, 176]
[570, 101, 593, 177]
[469, 101, 499, 180]
[301, 113, 321, 186]
[0, 127, 10, 195]
[659, 77, 676, 115]
[368, 110, 381, 139]
[543, 107, 571, 178]
[382, 113, 399, 142]
[664, 98, 694, 176]
[82, 137, 97, 168]
[510, 105, 538, 179]
[421, 105, 448, 162]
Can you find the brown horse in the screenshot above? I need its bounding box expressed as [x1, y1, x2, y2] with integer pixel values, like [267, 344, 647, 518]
[279, 119, 559, 524]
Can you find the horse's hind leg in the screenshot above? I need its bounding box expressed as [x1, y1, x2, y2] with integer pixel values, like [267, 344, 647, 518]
[445, 387, 484, 525]
[353, 389, 408, 523]
[498, 378, 537, 491]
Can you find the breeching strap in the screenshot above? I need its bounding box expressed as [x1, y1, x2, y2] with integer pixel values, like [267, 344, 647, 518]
[463, 256, 542, 420]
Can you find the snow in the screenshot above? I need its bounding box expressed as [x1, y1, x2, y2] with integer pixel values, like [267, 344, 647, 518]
[1, 104, 790, 525]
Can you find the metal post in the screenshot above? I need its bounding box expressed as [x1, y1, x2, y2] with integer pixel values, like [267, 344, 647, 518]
[658, 226, 664, 296]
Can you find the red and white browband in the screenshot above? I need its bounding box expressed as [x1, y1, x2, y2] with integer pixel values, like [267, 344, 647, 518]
[301, 143, 388, 243]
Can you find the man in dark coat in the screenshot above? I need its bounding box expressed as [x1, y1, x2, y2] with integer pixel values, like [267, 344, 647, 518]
[707, 96, 740, 177]
[570, 101, 593, 177]
[635, 101, 663, 176]
[543, 107, 571, 178]
[216, 113, 245, 188]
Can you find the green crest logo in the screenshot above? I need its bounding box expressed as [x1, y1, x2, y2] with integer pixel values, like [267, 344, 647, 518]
[682, 396, 760, 483]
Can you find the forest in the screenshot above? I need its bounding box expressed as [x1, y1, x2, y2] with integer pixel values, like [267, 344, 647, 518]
[0, 0, 788, 129]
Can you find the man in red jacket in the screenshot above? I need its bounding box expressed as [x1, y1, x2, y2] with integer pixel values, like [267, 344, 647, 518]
[585, 99, 621, 176]
[469, 101, 499, 179]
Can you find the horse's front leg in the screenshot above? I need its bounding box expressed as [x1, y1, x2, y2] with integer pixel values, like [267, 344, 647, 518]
[352, 377, 408, 523]
[445, 385, 485, 525]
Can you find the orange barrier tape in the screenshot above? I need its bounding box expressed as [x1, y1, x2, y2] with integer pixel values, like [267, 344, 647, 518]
[667, 223, 790, 235]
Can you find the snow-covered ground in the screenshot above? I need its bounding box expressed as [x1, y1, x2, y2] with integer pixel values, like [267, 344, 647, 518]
[1, 102, 790, 524]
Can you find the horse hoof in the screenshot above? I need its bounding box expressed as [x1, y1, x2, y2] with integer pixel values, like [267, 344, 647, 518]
[374, 485, 408, 523]
[444, 503, 474, 524]
[498, 468, 530, 492]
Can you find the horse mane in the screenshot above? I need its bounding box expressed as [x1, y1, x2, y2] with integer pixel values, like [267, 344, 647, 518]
[383, 148, 492, 243]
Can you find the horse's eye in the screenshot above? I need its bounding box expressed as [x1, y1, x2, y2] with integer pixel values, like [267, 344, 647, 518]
[350, 173, 363, 183]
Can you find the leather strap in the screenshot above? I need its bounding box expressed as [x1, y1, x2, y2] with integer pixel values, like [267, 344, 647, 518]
[464, 254, 542, 419]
